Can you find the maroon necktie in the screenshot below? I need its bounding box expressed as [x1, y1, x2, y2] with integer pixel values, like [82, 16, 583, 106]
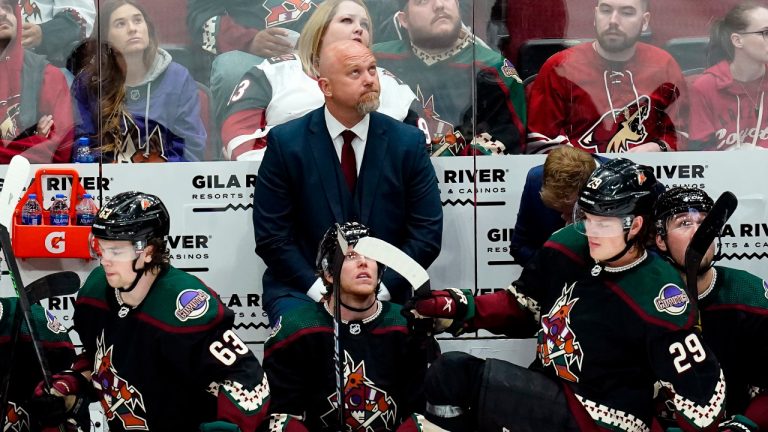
[340, 130, 357, 191]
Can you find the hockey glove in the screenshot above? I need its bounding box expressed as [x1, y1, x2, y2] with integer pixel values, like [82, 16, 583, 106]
[402, 288, 473, 336]
[199, 421, 241, 432]
[29, 371, 91, 426]
[718, 415, 759, 432]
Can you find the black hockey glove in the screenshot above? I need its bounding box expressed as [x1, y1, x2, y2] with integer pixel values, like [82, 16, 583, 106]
[402, 288, 473, 336]
[718, 415, 759, 432]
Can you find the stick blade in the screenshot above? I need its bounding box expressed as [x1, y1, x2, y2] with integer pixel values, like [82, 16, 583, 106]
[26, 271, 81, 304]
[0, 155, 31, 230]
[684, 191, 738, 299]
[353, 237, 430, 296]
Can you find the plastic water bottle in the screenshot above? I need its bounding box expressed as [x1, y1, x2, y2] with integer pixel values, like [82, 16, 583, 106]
[73, 137, 95, 163]
[49, 194, 70, 226]
[21, 194, 43, 225]
[75, 193, 98, 226]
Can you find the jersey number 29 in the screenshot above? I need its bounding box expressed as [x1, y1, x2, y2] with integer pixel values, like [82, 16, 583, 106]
[669, 333, 706, 373]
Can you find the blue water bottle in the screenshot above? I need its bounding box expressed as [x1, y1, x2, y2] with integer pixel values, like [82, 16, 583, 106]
[73, 137, 95, 163]
[21, 194, 43, 225]
[49, 194, 70, 226]
[75, 193, 98, 226]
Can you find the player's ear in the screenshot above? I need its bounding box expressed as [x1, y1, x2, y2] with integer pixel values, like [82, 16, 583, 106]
[142, 245, 154, 263]
[655, 234, 668, 252]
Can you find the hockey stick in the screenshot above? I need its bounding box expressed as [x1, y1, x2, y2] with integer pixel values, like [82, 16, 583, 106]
[683, 191, 738, 306]
[352, 237, 431, 298]
[26, 271, 81, 305]
[332, 228, 347, 431]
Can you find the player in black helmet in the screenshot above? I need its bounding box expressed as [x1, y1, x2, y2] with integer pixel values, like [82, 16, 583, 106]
[405, 158, 725, 431]
[33, 192, 271, 432]
[263, 222, 434, 432]
[653, 187, 768, 431]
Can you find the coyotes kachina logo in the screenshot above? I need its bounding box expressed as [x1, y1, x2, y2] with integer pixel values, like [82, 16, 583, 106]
[538, 282, 583, 382]
[321, 352, 397, 431]
[0, 102, 21, 141]
[3, 402, 30, 432]
[93, 332, 149, 430]
[579, 95, 651, 153]
[263, 0, 317, 28]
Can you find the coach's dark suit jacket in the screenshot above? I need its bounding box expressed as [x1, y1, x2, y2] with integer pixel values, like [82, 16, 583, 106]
[253, 107, 443, 318]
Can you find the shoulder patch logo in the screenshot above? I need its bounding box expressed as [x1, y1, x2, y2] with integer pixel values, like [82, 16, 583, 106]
[175, 289, 211, 321]
[763, 280, 768, 300]
[45, 309, 66, 334]
[267, 316, 282, 341]
[501, 59, 522, 82]
[654, 284, 689, 315]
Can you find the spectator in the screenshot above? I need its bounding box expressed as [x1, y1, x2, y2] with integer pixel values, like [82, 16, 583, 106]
[19, 0, 95, 67]
[252, 40, 442, 324]
[510, 147, 601, 266]
[526, 0, 686, 154]
[71, 0, 206, 163]
[374, 0, 526, 155]
[653, 187, 768, 430]
[687, 1, 768, 150]
[220, 0, 415, 161]
[263, 222, 434, 431]
[186, 0, 402, 131]
[0, 0, 73, 163]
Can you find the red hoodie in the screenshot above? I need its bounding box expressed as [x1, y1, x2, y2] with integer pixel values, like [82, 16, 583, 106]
[687, 60, 768, 151]
[0, 0, 73, 163]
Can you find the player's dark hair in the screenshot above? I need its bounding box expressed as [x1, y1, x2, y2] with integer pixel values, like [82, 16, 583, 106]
[708, 0, 767, 65]
[144, 237, 170, 274]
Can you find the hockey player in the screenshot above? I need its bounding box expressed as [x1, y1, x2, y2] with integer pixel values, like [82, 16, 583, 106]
[219, 0, 416, 161]
[405, 158, 725, 431]
[1, 298, 77, 431]
[33, 192, 270, 431]
[653, 187, 768, 431]
[263, 222, 433, 432]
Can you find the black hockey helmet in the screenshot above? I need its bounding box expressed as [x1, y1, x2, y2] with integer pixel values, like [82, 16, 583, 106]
[316, 222, 371, 274]
[92, 191, 170, 244]
[576, 158, 657, 218]
[654, 187, 714, 237]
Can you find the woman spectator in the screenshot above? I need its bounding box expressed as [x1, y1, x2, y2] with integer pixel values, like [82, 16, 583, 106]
[687, 1, 768, 150]
[71, 0, 205, 162]
[219, 0, 416, 161]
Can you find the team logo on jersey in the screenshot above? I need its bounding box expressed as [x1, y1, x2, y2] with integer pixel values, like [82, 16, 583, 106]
[0, 102, 21, 140]
[21, 0, 42, 22]
[538, 283, 583, 382]
[654, 284, 689, 315]
[501, 59, 522, 82]
[93, 332, 149, 430]
[45, 309, 66, 334]
[579, 95, 651, 153]
[4, 402, 30, 432]
[415, 86, 469, 157]
[763, 280, 768, 300]
[322, 352, 397, 431]
[263, 0, 317, 28]
[116, 114, 169, 163]
[175, 289, 211, 321]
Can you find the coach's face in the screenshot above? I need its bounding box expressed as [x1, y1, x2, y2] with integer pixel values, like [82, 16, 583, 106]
[594, 0, 649, 54]
[318, 40, 381, 118]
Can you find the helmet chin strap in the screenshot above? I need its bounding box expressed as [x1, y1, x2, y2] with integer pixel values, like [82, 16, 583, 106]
[116, 256, 145, 293]
[591, 233, 635, 276]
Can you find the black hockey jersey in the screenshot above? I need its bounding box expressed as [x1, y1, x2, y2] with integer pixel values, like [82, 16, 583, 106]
[74, 266, 269, 432]
[698, 266, 768, 416]
[263, 301, 430, 432]
[0, 298, 75, 432]
[470, 225, 725, 431]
